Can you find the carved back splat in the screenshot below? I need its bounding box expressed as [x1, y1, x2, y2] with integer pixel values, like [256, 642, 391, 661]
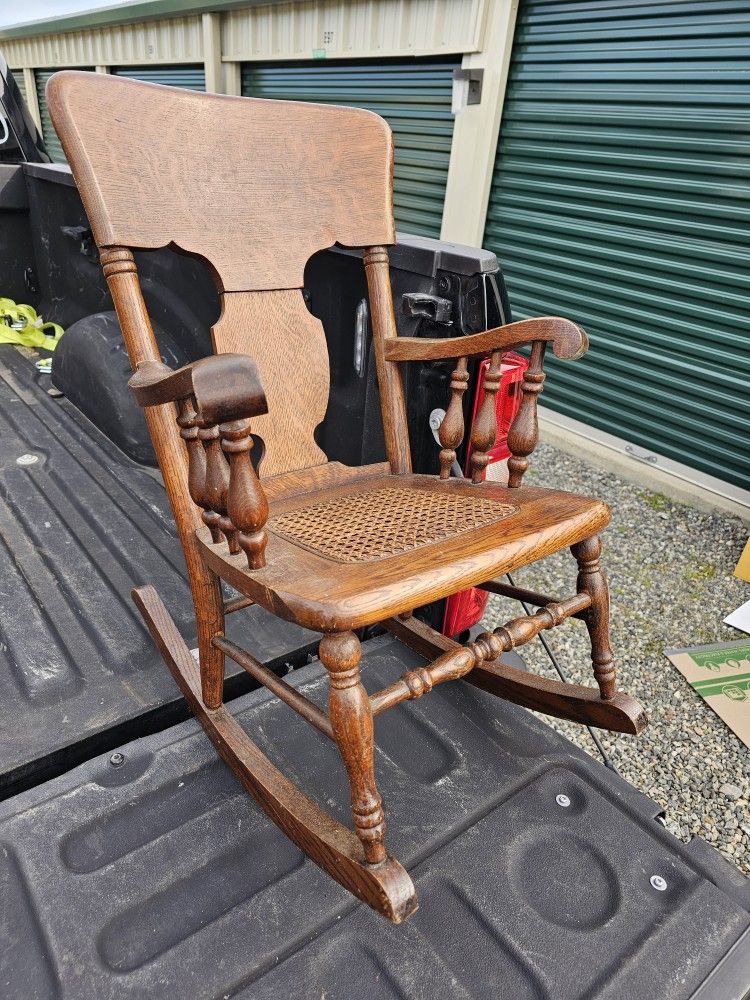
[212, 291, 329, 477]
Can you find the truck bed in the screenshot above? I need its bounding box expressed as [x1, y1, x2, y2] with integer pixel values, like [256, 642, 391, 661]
[0, 346, 317, 798]
[1, 634, 748, 999]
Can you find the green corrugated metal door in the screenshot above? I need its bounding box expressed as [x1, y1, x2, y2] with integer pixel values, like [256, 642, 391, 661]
[11, 70, 26, 103]
[35, 68, 93, 162]
[242, 60, 458, 238]
[112, 65, 206, 91]
[485, 1, 750, 490]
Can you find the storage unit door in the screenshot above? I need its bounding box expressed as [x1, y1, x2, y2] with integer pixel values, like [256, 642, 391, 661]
[485, 0, 750, 491]
[35, 68, 93, 163]
[112, 65, 206, 91]
[242, 59, 458, 238]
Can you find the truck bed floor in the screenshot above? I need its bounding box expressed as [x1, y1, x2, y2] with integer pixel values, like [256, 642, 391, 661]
[1, 635, 748, 999]
[0, 346, 317, 798]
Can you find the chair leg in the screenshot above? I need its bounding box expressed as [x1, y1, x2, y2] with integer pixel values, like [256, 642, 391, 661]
[319, 631, 387, 865]
[188, 545, 225, 710]
[571, 534, 617, 700]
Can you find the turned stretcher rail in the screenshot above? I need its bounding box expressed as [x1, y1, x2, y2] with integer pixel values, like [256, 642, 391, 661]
[369, 591, 592, 715]
[223, 594, 255, 615]
[213, 635, 334, 739]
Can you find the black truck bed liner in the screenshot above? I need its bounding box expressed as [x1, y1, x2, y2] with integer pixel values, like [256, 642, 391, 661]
[0, 346, 316, 797]
[1, 635, 748, 1000]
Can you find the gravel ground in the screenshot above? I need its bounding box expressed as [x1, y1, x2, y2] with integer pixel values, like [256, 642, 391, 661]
[482, 441, 750, 876]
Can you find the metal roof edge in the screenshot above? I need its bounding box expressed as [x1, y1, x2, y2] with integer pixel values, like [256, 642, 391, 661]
[0, 0, 280, 42]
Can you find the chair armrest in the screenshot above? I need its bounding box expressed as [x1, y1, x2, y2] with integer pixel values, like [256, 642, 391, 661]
[128, 353, 268, 425]
[390, 317, 587, 487]
[129, 354, 270, 569]
[383, 316, 587, 363]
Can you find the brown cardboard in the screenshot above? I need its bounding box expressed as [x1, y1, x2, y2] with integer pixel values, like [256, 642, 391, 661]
[666, 639, 750, 751]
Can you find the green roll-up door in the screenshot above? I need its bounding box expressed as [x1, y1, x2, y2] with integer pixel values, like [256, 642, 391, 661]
[485, 1, 750, 491]
[242, 60, 458, 238]
[11, 70, 26, 103]
[36, 68, 93, 163]
[113, 65, 205, 91]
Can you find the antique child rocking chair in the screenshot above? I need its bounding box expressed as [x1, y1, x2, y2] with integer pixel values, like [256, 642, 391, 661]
[49, 71, 647, 923]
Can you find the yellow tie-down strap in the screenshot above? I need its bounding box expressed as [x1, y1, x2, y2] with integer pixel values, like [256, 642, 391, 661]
[0, 298, 64, 352]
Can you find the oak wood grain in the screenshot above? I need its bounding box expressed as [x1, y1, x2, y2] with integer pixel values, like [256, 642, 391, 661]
[384, 316, 588, 363]
[47, 71, 394, 292]
[100, 247, 226, 709]
[196, 472, 611, 631]
[52, 70, 647, 926]
[211, 290, 330, 477]
[383, 615, 647, 735]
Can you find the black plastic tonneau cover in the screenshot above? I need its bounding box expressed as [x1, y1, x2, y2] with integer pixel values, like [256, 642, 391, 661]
[0, 345, 317, 798]
[1, 634, 748, 1000]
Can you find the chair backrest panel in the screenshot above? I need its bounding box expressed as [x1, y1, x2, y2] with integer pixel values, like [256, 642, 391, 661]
[49, 70, 397, 477]
[47, 71, 394, 291]
[214, 289, 329, 477]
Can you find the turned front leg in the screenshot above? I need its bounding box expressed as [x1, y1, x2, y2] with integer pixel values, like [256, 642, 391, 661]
[571, 535, 617, 700]
[319, 631, 386, 865]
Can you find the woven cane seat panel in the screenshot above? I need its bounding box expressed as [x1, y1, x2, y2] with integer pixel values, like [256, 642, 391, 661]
[268, 486, 518, 564]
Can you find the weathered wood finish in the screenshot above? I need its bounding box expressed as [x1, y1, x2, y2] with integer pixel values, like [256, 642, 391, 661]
[320, 632, 386, 865]
[221, 419, 268, 569]
[214, 634, 332, 739]
[383, 316, 588, 363]
[383, 615, 647, 735]
[469, 350, 503, 483]
[100, 247, 226, 711]
[51, 72, 647, 926]
[211, 290, 329, 477]
[507, 339, 546, 489]
[196, 476, 611, 632]
[364, 247, 412, 475]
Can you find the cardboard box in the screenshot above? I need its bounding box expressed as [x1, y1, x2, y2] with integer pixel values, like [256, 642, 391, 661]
[666, 640, 750, 750]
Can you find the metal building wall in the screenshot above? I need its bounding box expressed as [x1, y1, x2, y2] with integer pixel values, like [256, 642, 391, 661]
[223, 0, 483, 60]
[112, 65, 206, 89]
[11, 69, 26, 102]
[2, 0, 483, 68]
[485, 0, 750, 491]
[35, 68, 93, 161]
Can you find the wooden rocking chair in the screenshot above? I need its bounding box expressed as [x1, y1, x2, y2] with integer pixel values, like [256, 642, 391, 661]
[48, 71, 647, 923]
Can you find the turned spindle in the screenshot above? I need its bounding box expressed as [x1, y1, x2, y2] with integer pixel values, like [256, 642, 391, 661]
[470, 351, 503, 484]
[438, 356, 469, 479]
[177, 397, 221, 543]
[198, 421, 240, 554]
[220, 419, 268, 570]
[507, 340, 546, 488]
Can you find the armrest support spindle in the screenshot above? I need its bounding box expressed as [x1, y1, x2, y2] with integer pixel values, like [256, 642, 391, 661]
[221, 420, 268, 569]
[177, 398, 220, 543]
[507, 340, 546, 488]
[470, 350, 503, 484]
[438, 357, 468, 479]
[199, 421, 239, 554]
